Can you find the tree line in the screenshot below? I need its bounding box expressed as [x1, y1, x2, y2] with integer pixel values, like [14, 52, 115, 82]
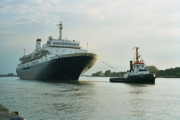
[0, 73, 16, 77]
[146, 66, 180, 78]
[91, 66, 180, 78]
[91, 70, 126, 77]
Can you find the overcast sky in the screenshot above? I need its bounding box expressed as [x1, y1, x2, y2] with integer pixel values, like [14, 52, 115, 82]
[0, 0, 179, 75]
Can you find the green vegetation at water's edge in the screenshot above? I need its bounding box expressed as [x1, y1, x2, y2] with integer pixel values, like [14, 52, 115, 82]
[91, 66, 180, 78]
[0, 73, 17, 77]
[146, 66, 180, 78]
[92, 70, 126, 77]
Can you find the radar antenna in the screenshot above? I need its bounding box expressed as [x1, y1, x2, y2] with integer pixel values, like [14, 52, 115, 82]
[56, 21, 63, 41]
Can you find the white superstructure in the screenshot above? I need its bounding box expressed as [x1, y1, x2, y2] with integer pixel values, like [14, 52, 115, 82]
[124, 47, 149, 78]
[17, 21, 96, 69]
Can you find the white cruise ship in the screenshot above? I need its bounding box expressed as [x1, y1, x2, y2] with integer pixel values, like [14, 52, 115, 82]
[16, 21, 98, 81]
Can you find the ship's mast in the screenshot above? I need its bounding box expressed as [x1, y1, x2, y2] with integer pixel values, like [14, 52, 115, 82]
[24, 49, 26, 56]
[133, 47, 140, 63]
[57, 21, 63, 41]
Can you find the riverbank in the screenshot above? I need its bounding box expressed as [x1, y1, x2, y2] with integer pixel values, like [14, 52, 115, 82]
[89, 76, 180, 78]
[91, 66, 180, 78]
[0, 76, 17, 77]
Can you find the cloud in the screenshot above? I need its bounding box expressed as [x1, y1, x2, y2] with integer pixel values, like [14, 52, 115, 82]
[0, 0, 179, 74]
[0, 0, 180, 24]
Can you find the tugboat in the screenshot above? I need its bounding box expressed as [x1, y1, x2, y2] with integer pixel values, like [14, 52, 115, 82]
[110, 47, 156, 83]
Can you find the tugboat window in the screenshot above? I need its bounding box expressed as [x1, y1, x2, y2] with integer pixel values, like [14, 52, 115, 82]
[139, 69, 148, 71]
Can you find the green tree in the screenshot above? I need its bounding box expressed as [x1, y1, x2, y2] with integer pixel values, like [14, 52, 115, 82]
[105, 70, 111, 76]
[165, 69, 171, 76]
[96, 71, 102, 76]
[91, 71, 102, 76]
[7, 73, 14, 76]
[158, 70, 165, 76]
[92, 73, 96, 76]
[111, 72, 115, 77]
[174, 67, 180, 75]
[146, 66, 159, 74]
[176, 73, 180, 78]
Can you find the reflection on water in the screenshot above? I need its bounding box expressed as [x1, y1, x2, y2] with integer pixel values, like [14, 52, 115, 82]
[127, 84, 151, 119]
[0, 77, 180, 120]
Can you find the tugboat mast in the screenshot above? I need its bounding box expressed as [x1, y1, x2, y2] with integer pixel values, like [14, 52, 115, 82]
[133, 47, 140, 63]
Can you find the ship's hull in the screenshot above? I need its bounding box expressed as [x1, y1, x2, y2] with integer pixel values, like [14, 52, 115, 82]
[16, 54, 97, 81]
[109, 74, 156, 83]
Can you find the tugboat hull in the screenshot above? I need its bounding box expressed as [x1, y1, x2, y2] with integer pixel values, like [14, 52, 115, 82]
[109, 74, 156, 83]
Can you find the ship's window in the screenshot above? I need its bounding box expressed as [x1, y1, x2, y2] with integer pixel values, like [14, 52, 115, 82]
[22, 67, 30, 70]
[142, 65, 144, 67]
[31, 61, 38, 64]
[139, 69, 148, 71]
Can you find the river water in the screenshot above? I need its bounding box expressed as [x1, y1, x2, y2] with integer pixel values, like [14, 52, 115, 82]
[0, 77, 180, 120]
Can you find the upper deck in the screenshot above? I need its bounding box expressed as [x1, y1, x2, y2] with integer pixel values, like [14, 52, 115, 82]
[46, 39, 81, 49]
[19, 21, 85, 64]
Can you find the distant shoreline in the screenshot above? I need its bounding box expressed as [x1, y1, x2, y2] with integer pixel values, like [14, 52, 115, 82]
[1, 75, 179, 78]
[89, 76, 179, 78]
[91, 66, 180, 78]
[0, 75, 17, 77]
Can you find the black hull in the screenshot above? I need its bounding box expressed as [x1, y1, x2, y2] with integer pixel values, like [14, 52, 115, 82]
[16, 55, 97, 81]
[110, 74, 156, 83]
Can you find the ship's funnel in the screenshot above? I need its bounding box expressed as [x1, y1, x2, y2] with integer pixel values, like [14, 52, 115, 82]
[36, 39, 42, 49]
[130, 60, 133, 72]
